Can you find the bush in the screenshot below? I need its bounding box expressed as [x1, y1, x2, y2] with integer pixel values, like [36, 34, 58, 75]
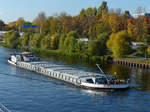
[3, 30, 20, 48]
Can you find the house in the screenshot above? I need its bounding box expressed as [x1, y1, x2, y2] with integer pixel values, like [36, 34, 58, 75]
[78, 38, 89, 43]
[133, 13, 150, 18]
[131, 42, 145, 49]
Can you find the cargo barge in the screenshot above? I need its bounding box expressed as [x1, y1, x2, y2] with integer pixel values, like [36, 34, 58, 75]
[8, 52, 130, 90]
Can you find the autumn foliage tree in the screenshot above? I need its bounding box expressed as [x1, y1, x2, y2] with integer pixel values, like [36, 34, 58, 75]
[16, 17, 25, 32]
[147, 47, 150, 56]
[107, 31, 131, 58]
[41, 34, 51, 49]
[3, 30, 20, 48]
[4, 1, 150, 59]
[21, 32, 31, 47]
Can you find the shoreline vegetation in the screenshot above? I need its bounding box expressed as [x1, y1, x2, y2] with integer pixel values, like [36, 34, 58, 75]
[0, 41, 110, 65]
[1, 1, 150, 66]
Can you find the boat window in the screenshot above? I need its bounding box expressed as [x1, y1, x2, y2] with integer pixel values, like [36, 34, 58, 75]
[86, 79, 94, 84]
[95, 78, 107, 84]
[107, 75, 117, 81]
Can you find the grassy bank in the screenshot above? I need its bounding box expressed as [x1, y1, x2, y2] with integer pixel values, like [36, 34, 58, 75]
[22, 47, 110, 65]
[0, 42, 9, 48]
[29, 48, 104, 64]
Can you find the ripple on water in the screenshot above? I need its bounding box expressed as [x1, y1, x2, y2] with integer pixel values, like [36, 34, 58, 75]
[0, 47, 150, 112]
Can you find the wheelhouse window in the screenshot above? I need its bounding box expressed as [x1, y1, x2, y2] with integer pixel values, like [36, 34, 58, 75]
[95, 78, 107, 84]
[86, 79, 94, 84]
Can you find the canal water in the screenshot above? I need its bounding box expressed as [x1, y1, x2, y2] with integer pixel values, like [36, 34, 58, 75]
[0, 46, 150, 112]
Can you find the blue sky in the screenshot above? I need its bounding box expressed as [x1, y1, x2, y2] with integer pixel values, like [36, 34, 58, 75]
[0, 0, 150, 23]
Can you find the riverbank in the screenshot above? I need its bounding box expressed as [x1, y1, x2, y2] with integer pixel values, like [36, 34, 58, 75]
[0, 42, 110, 66]
[0, 42, 9, 48]
[23, 47, 107, 65]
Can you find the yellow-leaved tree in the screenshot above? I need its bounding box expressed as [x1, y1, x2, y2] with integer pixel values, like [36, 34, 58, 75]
[107, 30, 131, 58]
[147, 47, 150, 56]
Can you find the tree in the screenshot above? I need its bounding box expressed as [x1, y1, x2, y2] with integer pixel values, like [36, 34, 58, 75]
[88, 39, 96, 56]
[94, 40, 106, 56]
[136, 16, 144, 41]
[142, 17, 150, 43]
[29, 33, 42, 48]
[80, 9, 86, 16]
[107, 31, 131, 58]
[142, 34, 150, 44]
[123, 10, 131, 18]
[97, 1, 108, 15]
[59, 34, 66, 50]
[50, 18, 61, 34]
[109, 12, 121, 33]
[0, 20, 5, 31]
[97, 32, 109, 55]
[87, 32, 109, 56]
[127, 18, 138, 41]
[16, 17, 25, 32]
[106, 33, 116, 50]
[137, 44, 147, 56]
[3, 30, 20, 48]
[64, 31, 77, 53]
[41, 34, 51, 49]
[42, 18, 51, 35]
[147, 47, 150, 56]
[21, 32, 31, 47]
[7, 22, 17, 31]
[85, 8, 97, 17]
[112, 31, 131, 58]
[67, 31, 79, 39]
[76, 41, 87, 54]
[33, 12, 46, 33]
[95, 11, 111, 36]
[51, 33, 59, 50]
[58, 13, 73, 34]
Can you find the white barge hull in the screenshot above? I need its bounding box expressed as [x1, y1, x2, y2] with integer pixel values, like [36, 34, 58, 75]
[81, 82, 129, 90]
[8, 60, 130, 90]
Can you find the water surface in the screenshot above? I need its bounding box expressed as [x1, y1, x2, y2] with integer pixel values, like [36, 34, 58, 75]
[0, 46, 150, 112]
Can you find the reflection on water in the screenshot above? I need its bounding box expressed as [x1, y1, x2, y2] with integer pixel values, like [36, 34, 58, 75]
[132, 68, 150, 91]
[104, 64, 130, 80]
[80, 89, 110, 97]
[45, 53, 150, 92]
[36, 50, 150, 92]
[10, 65, 17, 75]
